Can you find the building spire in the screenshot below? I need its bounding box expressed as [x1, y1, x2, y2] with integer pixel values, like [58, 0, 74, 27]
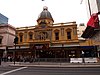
[43, 6, 48, 10]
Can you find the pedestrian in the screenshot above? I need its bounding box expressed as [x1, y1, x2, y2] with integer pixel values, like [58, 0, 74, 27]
[8, 56, 11, 62]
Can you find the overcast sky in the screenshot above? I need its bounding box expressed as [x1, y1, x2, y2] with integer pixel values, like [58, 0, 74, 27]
[0, 0, 88, 27]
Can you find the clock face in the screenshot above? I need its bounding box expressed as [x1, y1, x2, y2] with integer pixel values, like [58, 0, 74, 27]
[41, 24, 46, 28]
[39, 20, 46, 28]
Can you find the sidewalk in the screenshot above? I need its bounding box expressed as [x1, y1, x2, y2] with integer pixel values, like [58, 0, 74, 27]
[1, 62, 100, 68]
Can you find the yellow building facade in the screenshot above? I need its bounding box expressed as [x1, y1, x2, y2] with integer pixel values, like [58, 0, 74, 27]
[6, 7, 98, 61]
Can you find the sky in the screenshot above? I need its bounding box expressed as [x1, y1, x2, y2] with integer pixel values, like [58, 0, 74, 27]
[0, 0, 88, 27]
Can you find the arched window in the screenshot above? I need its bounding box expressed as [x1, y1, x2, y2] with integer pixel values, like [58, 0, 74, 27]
[19, 33, 23, 42]
[54, 29, 59, 40]
[66, 28, 72, 40]
[0, 36, 3, 44]
[29, 32, 33, 40]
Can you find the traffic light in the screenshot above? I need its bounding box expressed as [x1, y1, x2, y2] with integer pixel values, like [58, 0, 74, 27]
[14, 36, 18, 44]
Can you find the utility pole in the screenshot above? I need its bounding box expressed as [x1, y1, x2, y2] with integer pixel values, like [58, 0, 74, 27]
[87, 0, 92, 16]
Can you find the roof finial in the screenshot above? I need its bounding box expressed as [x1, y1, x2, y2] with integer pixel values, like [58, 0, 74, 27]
[43, 6, 48, 10]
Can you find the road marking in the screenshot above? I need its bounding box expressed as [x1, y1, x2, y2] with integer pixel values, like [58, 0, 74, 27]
[0, 67, 27, 75]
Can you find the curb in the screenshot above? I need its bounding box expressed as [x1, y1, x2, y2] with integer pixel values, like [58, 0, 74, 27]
[8, 64, 100, 68]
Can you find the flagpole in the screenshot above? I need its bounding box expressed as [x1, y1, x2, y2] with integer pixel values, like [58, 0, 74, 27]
[87, 0, 91, 16]
[80, 0, 91, 16]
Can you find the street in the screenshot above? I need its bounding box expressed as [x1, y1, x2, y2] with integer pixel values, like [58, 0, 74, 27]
[0, 66, 100, 75]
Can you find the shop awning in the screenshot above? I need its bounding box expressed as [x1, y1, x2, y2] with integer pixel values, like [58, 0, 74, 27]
[80, 46, 94, 49]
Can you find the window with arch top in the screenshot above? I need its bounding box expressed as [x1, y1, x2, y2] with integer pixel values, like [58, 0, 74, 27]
[54, 29, 59, 40]
[19, 33, 23, 42]
[0, 36, 3, 44]
[66, 28, 72, 40]
[29, 32, 33, 40]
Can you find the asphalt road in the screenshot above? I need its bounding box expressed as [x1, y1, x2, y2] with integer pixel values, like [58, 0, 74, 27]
[0, 66, 100, 75]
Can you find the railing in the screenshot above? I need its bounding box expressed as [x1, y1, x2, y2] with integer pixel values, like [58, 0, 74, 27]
[2, 57, 99, 63]
[1, 58, 70, 63]
[29, 58, 70, 63]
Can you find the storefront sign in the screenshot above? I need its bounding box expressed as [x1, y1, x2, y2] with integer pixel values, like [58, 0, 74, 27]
[35, 45, 43, 49]
[34, 44, 49, 50]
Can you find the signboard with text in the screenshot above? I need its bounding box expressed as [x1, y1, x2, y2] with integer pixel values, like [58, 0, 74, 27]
[33, 44, 49, 50]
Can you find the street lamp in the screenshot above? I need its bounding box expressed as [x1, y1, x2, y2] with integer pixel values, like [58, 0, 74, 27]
[14, 36, 18, 65]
